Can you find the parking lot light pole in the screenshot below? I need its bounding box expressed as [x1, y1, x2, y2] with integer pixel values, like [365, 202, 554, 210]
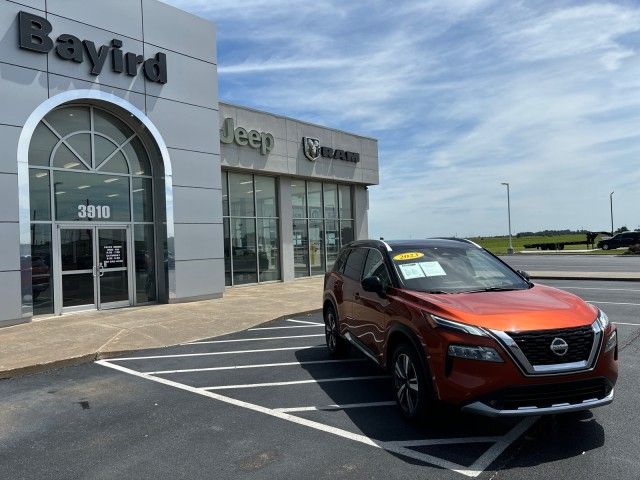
[501, 182, 514, 255]
[610, 191, 614, 235]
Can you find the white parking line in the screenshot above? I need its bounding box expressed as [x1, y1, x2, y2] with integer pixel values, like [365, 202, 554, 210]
[202, 375, 390, 390]
[146, 358, 365, 375]
[389, 436, 503, 447]
[96, 359, 537, 477]
[249, 325, 324, 331]
[588, 301, 640, 306]
[614, 322, 640, 326]
[185, 334, 325, 345]
[287, 319, 324, 326]
[275, 401, 396, 413]
[107, 345, 324, 361]
[552, 285, 640, 292]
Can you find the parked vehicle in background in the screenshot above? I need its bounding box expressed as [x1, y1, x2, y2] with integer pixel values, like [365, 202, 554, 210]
[323, 239, 618, 420]
[597, 232, 640, 250]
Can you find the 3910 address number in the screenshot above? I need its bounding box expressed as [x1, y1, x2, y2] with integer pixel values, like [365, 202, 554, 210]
[77, 204, 111, 219]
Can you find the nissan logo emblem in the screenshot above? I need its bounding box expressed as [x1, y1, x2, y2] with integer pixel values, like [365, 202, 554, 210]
[550, 337, 569, 356]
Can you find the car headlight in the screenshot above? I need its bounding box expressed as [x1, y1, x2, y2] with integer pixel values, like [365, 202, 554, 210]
[604, 330, 617, 353]
[428, 314, 488, 337]
[597, 309, 610, 330]
[448, 345, 503, 362]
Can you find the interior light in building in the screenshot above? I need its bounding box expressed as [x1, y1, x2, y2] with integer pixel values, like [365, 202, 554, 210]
[239, 180, 252, 185]
[55, 191, 66, 195]
[35, 172, 48, 178]
[77, 185, 90, 190]
[104, 178, 119, 183]
[63, 162, 80, 169]
[107, 193, 119, 198]
[132, 188, 144, 193]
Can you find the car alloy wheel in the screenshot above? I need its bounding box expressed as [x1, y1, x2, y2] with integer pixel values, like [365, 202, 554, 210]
[394, 353, 420, 416]
[602, 243, 610, 250]
[325, 311, 338, 352]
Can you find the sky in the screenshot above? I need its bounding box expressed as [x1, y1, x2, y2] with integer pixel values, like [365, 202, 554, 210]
[165, 0, 640, 239]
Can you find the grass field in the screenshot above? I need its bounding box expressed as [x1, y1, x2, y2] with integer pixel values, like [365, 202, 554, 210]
[469, 234, 616, 255]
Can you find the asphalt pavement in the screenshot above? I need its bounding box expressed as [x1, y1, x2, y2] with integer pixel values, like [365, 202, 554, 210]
[501, 254, 640, 273]
[0, 279, 638, 480]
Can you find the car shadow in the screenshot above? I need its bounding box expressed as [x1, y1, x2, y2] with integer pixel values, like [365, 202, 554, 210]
[293, 345, 606, 471]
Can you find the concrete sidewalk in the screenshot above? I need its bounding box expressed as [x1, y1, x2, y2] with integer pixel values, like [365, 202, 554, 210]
[0, 277, 324, 379]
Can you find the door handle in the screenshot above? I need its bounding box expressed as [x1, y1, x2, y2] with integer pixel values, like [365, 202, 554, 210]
[99, 263, 105, 277]
[92, 266, 97, 277]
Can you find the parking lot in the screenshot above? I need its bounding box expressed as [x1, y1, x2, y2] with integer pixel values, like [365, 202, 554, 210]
[1, 278, 639, 479]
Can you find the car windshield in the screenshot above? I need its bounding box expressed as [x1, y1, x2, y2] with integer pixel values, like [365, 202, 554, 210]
[389, 245, 530, 294]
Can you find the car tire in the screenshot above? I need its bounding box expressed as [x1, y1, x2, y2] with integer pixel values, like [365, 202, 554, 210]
[391, 343, 433, 421]
[324, 304, 349, 358]
[602, 243, 609, 250]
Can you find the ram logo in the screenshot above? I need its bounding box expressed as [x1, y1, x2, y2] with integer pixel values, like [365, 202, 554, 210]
[303, 137, 321, 162]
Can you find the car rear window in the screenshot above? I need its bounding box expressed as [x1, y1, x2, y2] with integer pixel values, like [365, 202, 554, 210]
[343, 248, 368, 280]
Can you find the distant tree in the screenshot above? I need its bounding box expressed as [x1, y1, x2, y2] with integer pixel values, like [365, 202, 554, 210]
[615, 226, 629, 233]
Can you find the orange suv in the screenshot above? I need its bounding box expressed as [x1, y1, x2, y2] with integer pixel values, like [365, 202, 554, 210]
[323, 239, 618, 419]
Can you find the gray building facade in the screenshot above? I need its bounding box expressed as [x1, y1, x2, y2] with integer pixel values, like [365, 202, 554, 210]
[0, 0, 378, 328]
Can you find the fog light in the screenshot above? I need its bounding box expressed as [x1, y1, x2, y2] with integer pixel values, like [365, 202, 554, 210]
[448, 345, 503, 362]
[604, 331, 617, 353]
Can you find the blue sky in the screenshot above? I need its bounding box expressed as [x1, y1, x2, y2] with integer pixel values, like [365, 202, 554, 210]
[165, 0, 640, 238]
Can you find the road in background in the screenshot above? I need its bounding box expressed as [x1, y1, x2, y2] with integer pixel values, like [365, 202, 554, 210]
[500, 254, 640, 273]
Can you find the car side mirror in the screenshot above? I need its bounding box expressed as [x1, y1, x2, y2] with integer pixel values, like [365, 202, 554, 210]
[517, 270, 530, 281]
[361, 276, 386, 296]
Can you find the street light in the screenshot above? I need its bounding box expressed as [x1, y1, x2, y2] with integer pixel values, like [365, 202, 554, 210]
[501, 182, 514, 255]
[610, 191, 614, 235]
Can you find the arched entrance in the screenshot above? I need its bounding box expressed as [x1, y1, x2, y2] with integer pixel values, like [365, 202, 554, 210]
[18, 91, 174, 317]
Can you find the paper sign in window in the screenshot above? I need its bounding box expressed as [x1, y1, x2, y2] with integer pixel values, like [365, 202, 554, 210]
[399, 261, 447, 279]
[418, 261, 446, 277]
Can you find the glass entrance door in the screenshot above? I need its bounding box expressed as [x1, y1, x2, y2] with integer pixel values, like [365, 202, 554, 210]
[57, 226, 132, 313]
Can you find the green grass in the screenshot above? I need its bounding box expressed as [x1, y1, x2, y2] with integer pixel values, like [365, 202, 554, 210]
[469, 234, 619, 255]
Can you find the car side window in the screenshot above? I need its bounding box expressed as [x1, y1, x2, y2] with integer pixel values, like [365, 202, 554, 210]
[362, 249, 392, 289]
[343, 248, 368, 280]
[333, 248, 350, 273]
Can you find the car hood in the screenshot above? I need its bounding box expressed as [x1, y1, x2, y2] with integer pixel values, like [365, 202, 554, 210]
[400, 284, 598, 332]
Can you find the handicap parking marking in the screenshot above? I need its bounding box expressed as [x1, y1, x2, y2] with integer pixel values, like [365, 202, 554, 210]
[97, 315, 539, 477]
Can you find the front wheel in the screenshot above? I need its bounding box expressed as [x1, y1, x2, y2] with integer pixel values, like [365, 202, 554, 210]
[602, 243, 610, 250]
[392, 344, 432, 421]
[324, 305, 349, 357]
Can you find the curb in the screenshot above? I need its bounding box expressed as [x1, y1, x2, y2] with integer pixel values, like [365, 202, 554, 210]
[0, 308, 323, 381]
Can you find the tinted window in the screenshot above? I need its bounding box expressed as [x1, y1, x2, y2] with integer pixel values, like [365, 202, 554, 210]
[362, 249, 392, 289]
[333, 248, 350, 273]
[343, 248, 367, 280]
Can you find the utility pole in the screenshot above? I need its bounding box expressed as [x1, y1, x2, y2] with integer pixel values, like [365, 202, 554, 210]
[610, 191, 614, 235]
[501, 182, 513, 255]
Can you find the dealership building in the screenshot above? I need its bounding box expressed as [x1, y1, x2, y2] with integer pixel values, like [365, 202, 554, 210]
[0, 0, 379, 327]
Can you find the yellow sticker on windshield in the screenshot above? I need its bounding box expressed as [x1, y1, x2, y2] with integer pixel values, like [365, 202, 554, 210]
[393, 252, 424, 261]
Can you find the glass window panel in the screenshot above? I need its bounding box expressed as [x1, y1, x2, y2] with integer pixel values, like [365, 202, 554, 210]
[51, 143, 88, 170]
[309, 219, 325, 275]
[343, 247, 367, 281]
[222, 171, 229, 217]
[228, 172, 255, 217]
[94, 135, 118, 167]
[31, 224, 53, 315]
[323, 183, 338, 219]
[257, 218, 280, 281]
[134, 224, 156, 303]
[60, 228, 93, 271]
[29, 169, 51, 221]
[133, 177, 153, 222]
[45, 106, 90, 137]
[93, 108, 133, 145]
[100, 270, 129, 303]
[255, 176, 277, 218]
[362, 249, 391, 289]
[231, 218, 257, 285]
[340, 220, 354, 247]
[223, 218, 231, 286]
[293, 218, 309, 278]
[123, 137, 152, 176]
[65, 133, 91, 166]
[29, 123, 59, 166]
[101, 150, 129, 174]
[307, 181, 322, 219]
[339, 185, 352, 219]
[325, 220, 340, 272]
[62, 273, 95, 307]
[54, 171, 130, 222]
[292, 182, 306, 219]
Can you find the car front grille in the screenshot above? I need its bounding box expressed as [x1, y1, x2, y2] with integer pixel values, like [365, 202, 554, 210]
[508, 325, 594, 366]
[481, 378, 611, 410]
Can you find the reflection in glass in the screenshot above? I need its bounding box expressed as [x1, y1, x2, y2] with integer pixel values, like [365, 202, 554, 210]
[62, 273, 95, 307]
[255, 176, 277, 218]
[339, 184, 352, 219]
[66, 133, 91, 166]
[94, 135, 118, 167]
[28, 123, 58, 166]
[60, 229, 93, 271]
[123, 137, 152, 175]
[223, 218, 231, 286]
[309, 219, 324, 275]
[51, 143, 88, 170]
[29, 169, 51, 221]
[54, 171, 130, 222]
[323, 183, 338, 218]
[133, 177, 154, 222]
[93, 108, 133, 145]
[31, 224, 53, 315]
[45, 106, 90, 137]
[325, 220, 340, 271]
[257, 218, 280, 281]
[100, 271, 129, 304]
[100, 150, 129, 174]
[341, 220, 355, 247]
[307, 181, 322, 219]
[231, 218, 257, 284]
[291, 182, 306, 219]
[222, 171, 229, 217]
[135, 225, 156, 303]
[293, 218, 309, 278]
[98, 229, 128, 269]
[229, 172, 255, 217]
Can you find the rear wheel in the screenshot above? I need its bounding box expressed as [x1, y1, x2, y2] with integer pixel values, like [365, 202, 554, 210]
[324, 305, 349, 357]
[392, 343, 432, 420]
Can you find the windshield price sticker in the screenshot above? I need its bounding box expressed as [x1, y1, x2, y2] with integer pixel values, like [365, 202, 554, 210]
[399, 261, 447, 280]
[393, 252, 424, 261]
